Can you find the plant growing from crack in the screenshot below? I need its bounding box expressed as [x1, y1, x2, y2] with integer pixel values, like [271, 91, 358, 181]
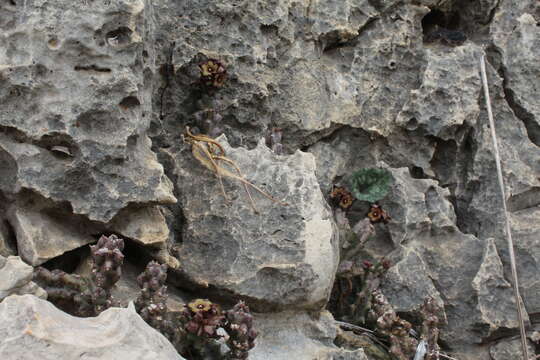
[173, 298, 258, 359]
[369, 290, 418, 360]
[33, 234, 124, 317]
[199, 59, 227, 89]
[223, 301, 258, 359]
[135, 261, 175, 339]
[330, 256, 391, 326]
[349, 168, 393, 204]
[420, 297, 443, 360]
[266, 127, 284, 155]
[35, 236, 259, 359]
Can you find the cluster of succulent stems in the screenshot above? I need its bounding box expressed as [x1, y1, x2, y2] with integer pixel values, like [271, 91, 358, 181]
[33, 234, 124, 317]
[369, 290, 419, 360]
[328, 172, 444, 360]
[34, 235, 258, 359]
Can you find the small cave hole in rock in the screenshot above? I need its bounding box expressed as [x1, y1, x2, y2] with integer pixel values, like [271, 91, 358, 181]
[47, 37, 60, 50]
[2, 219, 19, 255]
[422, 9, 448, 35]
[422, 8, 465, 45]
[40, 246, 87, 273]
[106, 27, 133, 46]
[119, 96, 141, 110]
[410, 166, 427, 179]
[406, 117, 418, 130]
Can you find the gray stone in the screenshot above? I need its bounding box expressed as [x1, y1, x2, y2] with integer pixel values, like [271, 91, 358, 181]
[109, 206, 170, 246]
[0, 219, 16, 257]
[0, 256, 46, 301]
[491, 9, 540, 146]
[251, 310, 368, 360]
[384, 167, 457, 245]
[377, 170, 510, 352]
[0, 294, 183, 360]
[489, 337, 535, 360]
[175, 136, 337, 311]
[396, 44, 482, 140]
[0, 0, 539, 358]
[381, 248, 445, 320]
[472, 238, 524, 339]
[7, 202, 96, 266]
[0, 1, 176, 223]
[509, 207, 540, 317]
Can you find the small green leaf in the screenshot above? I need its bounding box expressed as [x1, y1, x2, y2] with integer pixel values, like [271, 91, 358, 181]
[349, 168, 393, 203]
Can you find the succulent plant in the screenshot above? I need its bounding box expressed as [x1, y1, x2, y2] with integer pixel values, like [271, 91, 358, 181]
[33, 267, 94, 316]
[177, 299, 225, 359]
[33, 234, 125, 317]
[370, 290, 418, 360]
[331, 258, 390, 326]
[135, 261, 173, 338]
[266, 127, 283, 155]
[193, 108, 224, 138]
[420, 297, 442, 360]
[89, 234, 125, 313]
[349, 168, 393, 203]
[223, 301, 258, 359]
[182, 299, 224, 339]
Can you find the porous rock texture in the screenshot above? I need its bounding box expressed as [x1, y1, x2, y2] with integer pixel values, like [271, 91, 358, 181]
[174, 136, 337, 311]
[251, 310, 368, 360]
[0, 0, 539, 359]
[0, 294, 184, 360]
[0, 256, 46, 301]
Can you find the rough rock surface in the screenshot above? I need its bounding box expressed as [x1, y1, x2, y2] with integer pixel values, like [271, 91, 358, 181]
[0, 0, 176, 224]
[472, 238, 523, 338]
[0, 294, 184, 360]
[7, 200, 96, 266]
[175, 136, 337, 311]
[0, 0, 539, 359]
[489, 337, 536, 360]
[0, 256, 46, 301]
[251, 310, 368, 360]
[0, 219, 16, 257]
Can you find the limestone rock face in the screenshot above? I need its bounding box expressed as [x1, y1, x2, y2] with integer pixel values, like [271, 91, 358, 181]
[0, 0, 176, 224]
[251, 310, 368, 360]
[0, 0, 539, 359]
[489, 337, 536, 360]
[0, 220, 16, 257]
[472, 238, 523, 339]
[0, 256, 46, 301]
[7, 202, 96, 266]
[0, 295, 184, 360]
[176, 137, 338, 311]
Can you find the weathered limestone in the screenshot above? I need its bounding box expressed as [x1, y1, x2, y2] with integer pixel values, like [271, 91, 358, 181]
[0, 295, 184, 360]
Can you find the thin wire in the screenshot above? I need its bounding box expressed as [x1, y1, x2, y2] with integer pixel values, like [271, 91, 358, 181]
[479, 55, 529, 360]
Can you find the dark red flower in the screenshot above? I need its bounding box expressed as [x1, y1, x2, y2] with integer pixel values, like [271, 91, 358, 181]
[367, 204, 390, 223]
[199, 59, 227, 88]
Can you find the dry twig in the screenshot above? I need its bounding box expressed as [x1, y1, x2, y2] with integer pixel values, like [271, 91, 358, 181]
[479, 55, 529, 360]
[183, 127, 288, 214]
